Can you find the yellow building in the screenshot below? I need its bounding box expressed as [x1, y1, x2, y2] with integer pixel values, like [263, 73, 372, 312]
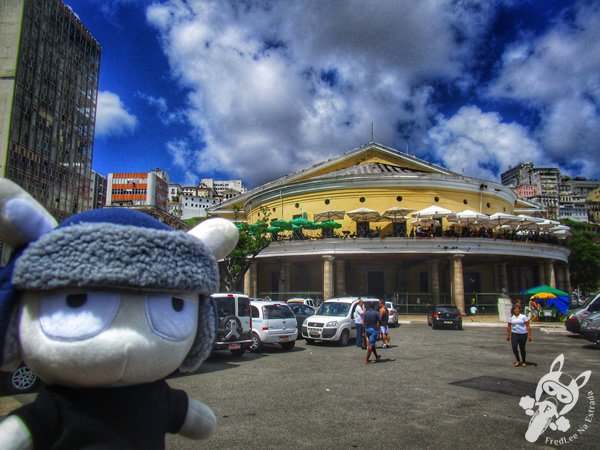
[210, 142, 570, 313]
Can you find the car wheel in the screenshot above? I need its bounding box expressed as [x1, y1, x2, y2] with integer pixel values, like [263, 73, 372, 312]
[249, 332, 263, 353]
[280, 341, 295, 350]
[431, 322, 437, 330]
[456, 323, 463, 331]
[305, 339, 315, 345]
[5, 365, 38, 394]
[338, 329, 350, 346]
[230, 348, 246, 357]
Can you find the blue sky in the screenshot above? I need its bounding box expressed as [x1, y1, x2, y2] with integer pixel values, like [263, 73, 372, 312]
[65, 0, 600, 188]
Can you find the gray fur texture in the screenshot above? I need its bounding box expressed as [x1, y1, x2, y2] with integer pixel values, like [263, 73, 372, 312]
[13, 223, 219, 294]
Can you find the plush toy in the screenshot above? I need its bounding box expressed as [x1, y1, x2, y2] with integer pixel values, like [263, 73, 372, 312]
[0, 178, 239, 449]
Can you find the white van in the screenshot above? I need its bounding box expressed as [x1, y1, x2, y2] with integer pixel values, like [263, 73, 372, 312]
[301, 297, 379, 345]
[250, 300, 298, 352]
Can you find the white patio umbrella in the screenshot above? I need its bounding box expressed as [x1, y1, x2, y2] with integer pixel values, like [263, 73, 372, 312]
[549, 225, 571, 236]
[313, 209, 345, 222]
[381, 206, 414, 221]
[447, 209, 490, 226]
[346, 207, 381, 221]
[488, 212, 522, 227]
[412, 205, 454, 219]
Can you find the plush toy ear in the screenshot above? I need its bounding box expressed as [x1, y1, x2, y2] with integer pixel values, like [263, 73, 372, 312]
[0, 178, 57, 249]
[188, 218, 239, 261]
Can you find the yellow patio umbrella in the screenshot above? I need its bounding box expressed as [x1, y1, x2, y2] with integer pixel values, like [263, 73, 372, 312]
[531, 292, 557, 299]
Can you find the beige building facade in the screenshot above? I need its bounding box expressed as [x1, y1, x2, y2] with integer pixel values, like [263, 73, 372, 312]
[211, 143, 570, 312]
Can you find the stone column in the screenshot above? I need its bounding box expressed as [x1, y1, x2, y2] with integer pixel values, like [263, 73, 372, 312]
[537, 262, 546, 286]
[429, 259, 440, 304]
[279, 262, 290, 295]
[555, 265, 564, 292]
[519, 266, 528, 293]
[323, 255, 335, 300]
[546, 261, 556, 288]
[335, 259, 346, 297]
[563, 265, 572, 293]
[452, 254, 465, 314]
[499, 262, 508, 294]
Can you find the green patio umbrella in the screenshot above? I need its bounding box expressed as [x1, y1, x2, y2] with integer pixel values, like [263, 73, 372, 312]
[267, 226, 281, 233]
[320, 220, 342, 229]
[235, 222, 249, 231]
[270, 219, 293, 230]
[290, 217, 310, 227]
[302, 221, 321, 230]
[520, 285, 569, 297]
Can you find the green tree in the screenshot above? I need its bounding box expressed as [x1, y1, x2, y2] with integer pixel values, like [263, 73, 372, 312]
[565, 220, 600, 292]
[221, 207, 271, 291]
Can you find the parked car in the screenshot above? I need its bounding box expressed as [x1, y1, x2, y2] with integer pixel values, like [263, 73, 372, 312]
[287, 303, 316, 337]
[211, 293, 253, 357]
[427, 304, 463, 330]
[385, 301, 399, 327]
[565, 293, 600, 334]
[579, 311, 600, 346]
[1, 364, 39, 394]
[287, 298, 319, 308]
[249, 300, 298, 352]
[301, 297, 379, 345]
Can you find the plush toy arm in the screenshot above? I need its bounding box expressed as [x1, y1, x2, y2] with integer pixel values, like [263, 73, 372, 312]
[0, 416, 33, 450]
[178, 396, 217, 440]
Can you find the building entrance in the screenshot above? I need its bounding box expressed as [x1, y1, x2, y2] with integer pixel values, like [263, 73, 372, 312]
[367, 271, 385, 299]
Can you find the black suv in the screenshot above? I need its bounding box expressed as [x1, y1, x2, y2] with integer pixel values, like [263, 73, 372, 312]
[211, 293, 253, 357]
[427, 304, 463, 330]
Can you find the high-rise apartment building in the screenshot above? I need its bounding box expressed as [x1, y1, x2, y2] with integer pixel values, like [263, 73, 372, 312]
[0, 0, 100, 221]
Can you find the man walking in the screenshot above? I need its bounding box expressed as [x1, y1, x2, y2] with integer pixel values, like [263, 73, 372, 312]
[354, 298, 365, 348]
[363, 302, 381, 364]
[379, 299, 390, 348]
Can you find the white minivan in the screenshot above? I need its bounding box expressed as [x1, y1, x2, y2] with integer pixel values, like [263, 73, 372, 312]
[250, 300, 298, 352]
[301, 297, 379, 345]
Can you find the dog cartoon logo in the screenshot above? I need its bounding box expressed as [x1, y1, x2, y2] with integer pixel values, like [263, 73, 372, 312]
[519, 354, 591, 443]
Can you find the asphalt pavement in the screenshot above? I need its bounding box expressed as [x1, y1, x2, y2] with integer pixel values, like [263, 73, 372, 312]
[1, 322, 597, 449]
[165, 323, 599, 449]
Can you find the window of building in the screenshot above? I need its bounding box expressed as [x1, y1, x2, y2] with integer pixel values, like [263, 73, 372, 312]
[359, 197, 365, 203]
[434, 196, 440, 202]
[397, 196, 403, 202]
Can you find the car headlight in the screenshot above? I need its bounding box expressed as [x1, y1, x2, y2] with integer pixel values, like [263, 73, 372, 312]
[568, 314, 575, 320]
[326, 320, 338, 327]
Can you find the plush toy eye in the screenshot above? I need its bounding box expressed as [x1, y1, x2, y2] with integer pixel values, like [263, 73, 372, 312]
[39, 291, 120, 341]
[145, 295, 197, 341]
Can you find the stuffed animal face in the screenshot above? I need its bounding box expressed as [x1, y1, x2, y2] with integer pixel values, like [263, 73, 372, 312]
[18, 289, 202, 388]
[0, 178, 239, 388]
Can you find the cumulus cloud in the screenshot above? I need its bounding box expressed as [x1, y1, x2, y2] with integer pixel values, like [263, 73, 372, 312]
[487, 1, 600, 177]
[427, 106, 545, 181]
[146, 0, 497, 186]
[167, 139, 200, 185]
[95, 91, 137, 137]
[136, 92, 186, 125]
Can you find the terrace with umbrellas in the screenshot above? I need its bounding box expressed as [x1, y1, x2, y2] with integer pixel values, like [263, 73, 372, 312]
[240, 205, 571, 245]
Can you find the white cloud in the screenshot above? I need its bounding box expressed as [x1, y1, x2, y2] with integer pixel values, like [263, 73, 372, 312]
[428, 106, 545, 181]
[487, 1, 600, 176]
[167, 139, 199, 185]
[95, 91, 137, 137]
[136, 92, 186, 125]
[146, 0, 497, 186]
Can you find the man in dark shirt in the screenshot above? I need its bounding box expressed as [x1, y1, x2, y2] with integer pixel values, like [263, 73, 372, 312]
[363, 303, 381, 364]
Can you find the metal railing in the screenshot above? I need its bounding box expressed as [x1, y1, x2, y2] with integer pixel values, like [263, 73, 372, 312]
[256, 291, 517, 315]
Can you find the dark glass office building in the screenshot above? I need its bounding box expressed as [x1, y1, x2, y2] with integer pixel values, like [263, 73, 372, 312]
[0, 0, 101, 221]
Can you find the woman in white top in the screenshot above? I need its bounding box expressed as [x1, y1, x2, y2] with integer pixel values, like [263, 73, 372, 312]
[506, 304, 532, 367]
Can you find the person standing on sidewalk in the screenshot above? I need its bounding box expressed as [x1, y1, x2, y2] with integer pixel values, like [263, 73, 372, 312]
[354, 298, 365, 348]
[363, 303, 381, 364]
[506, 304, 532, 367]
[379, 299, 391, 348]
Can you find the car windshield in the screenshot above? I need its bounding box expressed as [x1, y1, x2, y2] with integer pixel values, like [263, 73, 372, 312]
[264, 304, 295, 319]
[316, 302, 351, 317]
[582, 294, 600, 309]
